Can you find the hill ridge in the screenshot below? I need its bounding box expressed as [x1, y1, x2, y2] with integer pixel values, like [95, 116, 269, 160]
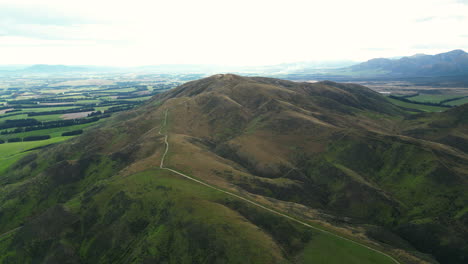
[0, 74, 466, 263]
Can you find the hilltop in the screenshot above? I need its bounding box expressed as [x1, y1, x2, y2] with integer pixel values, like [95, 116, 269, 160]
[0, 74, 466, 263]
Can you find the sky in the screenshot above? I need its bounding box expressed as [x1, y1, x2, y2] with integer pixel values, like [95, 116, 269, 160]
[0, 0, 468, 66]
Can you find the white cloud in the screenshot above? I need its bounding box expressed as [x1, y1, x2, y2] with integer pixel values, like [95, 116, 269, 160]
[0, 0, 467, 66]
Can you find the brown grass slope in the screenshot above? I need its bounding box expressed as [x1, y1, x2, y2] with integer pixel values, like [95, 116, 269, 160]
[152, 74, 468, 264]
[0, 74, 466, 263]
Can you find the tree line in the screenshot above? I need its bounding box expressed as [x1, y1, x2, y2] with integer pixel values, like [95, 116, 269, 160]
[0, 116, 108, 135]
[0, 135, 51, 144]
[0, 130, 84, 144]
[28, 107, 95, 116]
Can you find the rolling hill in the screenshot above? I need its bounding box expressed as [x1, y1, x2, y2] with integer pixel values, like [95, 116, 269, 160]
[0, 74, 466, 263]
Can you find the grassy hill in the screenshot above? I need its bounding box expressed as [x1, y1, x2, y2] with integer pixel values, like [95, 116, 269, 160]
[0, 74, 466, 263]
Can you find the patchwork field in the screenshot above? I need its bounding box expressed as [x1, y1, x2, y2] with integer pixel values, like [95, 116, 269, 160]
[385, 97, 449, 112]
[0, 74, 189, 147]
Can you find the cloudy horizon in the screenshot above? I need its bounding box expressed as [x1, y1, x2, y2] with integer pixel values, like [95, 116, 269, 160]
[1, 0, 467, 66]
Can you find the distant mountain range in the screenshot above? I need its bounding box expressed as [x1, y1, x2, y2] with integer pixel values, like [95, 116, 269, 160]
[1, 50, 467, 79]
[23, 64, 88, 73]
[345, 49, 468, 77]
[0, 64, 116, 75]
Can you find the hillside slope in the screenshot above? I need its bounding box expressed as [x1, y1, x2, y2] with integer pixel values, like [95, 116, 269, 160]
[156, 75, 468, 263]
[0, 74, 466, 263]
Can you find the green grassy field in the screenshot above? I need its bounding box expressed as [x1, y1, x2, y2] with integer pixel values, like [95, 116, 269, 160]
[57, 95, 88, 99]
[0, 120, 102, 140]
[0, 77, 176, 149]
[386, 97, 449, 112]
[75, 99, 101, 104]
[446, 97, 468, 106]
[0, 114, 29, 123]
[0, 113, 67, 122]
[300, 233, 395, 264]
[19, 106, 77, 112]
[94, 105, 122, 111]
[123, 96, 153, 101]
[408, 94, 462, 103]
[102, 87, 137, 93]
[0, 136, 73, 174]
[33, 114, 65, 121]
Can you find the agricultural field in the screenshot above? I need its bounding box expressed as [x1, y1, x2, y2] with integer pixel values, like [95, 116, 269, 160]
[407, 94, 461, 103]
[338, 80, 468, 111]
[385, 97, 450, 112]
[0, 136, 71, 174]
[0, 73, 193, 149]
[384, 91, 468, 113]
[444, 97, 468, 106]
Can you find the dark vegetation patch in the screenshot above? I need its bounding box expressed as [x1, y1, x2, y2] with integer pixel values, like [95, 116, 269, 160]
[324, 135, 468, 264]
[10, 153, 38, 170]
[221, 198, 314, 258]
[61, 129, 83, 136]
[397, 222, 468, 264]
[27, 107, 95, 116]
[23, 135, 51, 141]
[7, 205, 80, 264]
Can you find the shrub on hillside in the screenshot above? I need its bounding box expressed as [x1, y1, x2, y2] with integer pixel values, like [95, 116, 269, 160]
[23, 135, 51, 141]
[62, 130, 83, 136]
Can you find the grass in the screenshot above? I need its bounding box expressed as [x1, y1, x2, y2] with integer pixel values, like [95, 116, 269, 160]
[300, 233, 395, 264]
[0, 136, 73, 174]
[19, 106, 77, 112]
[409, 94, 463, 103]
[244, 115, 265, 134]
[0, 120, 102, 140]
[94, 105, 124, 112]
[386, 97, 448, 112]
[446, 97, 468, 106]
[2, 76, 460, 263]
[0, 113, 65, 123]
[122, 96, 153, 101]
[85, 170, 398, 263]
[57, 95, 88, 99]
[0, 114, 29, 123]
[0, 136, 71, 158]
[0, 162, 400, 263]
[102, 87, 137, 93]
[76, 99, 101, 104]
[32, 114, 65, 121]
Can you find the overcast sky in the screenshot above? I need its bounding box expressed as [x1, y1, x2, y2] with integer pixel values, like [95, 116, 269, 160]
[1, 0, 467, 66]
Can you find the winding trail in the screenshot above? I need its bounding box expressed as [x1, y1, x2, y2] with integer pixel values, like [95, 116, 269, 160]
[157, 108, 401, 264]
[159, 109, 169, 168]
[0, 226, 21, 240]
